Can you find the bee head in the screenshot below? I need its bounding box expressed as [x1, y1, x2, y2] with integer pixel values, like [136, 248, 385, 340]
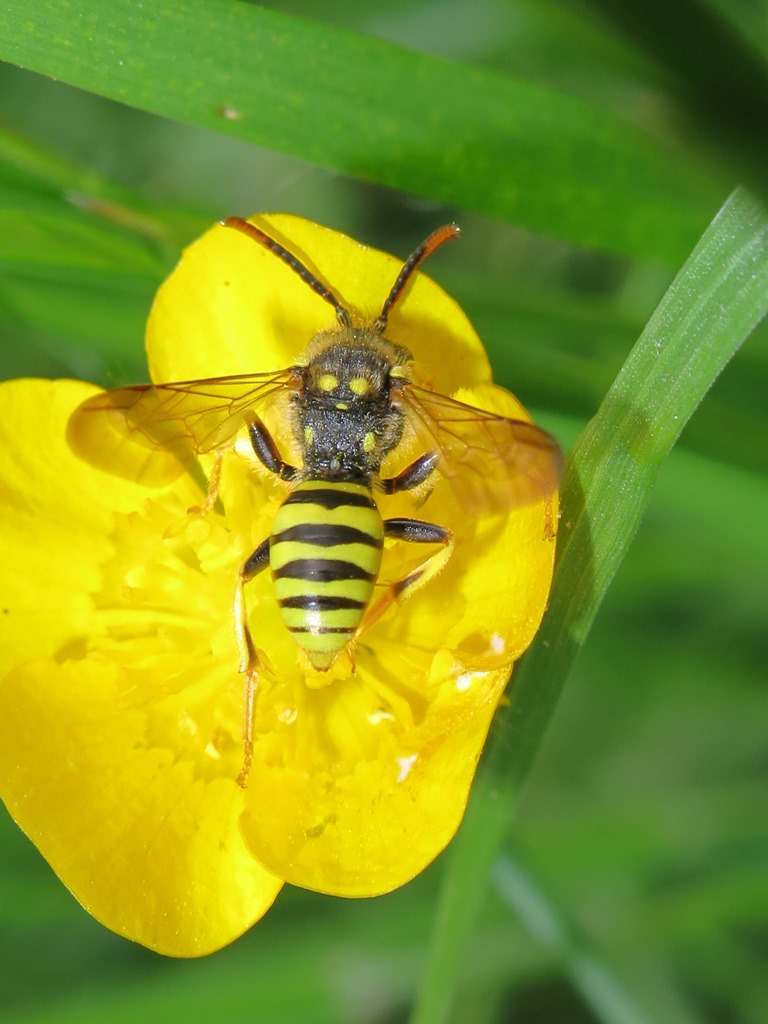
[302, 332, 409, 405]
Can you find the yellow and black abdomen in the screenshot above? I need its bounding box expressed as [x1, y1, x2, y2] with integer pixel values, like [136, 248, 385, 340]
[270, 479, 384, 669]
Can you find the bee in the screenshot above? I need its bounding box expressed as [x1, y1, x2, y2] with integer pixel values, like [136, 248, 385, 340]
[69, 217, 561, 786]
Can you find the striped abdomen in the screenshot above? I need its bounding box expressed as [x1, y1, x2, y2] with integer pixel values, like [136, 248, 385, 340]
[270, 479, 383, 669]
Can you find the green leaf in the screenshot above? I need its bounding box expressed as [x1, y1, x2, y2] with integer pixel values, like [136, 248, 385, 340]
[410, 186, 768, 1023]
[0, 0, 719, 262]
[0, 203, 166, 278]
[0, 125, 205, 248]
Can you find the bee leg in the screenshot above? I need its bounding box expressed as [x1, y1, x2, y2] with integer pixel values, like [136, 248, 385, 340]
[187, 448, 225, 517]
[380, 452, 438, 494]
[543, 495, 558, 542]
[234, 537, 270, 788]
[356, 518, 453, 637]
[245, 413, 298, 481]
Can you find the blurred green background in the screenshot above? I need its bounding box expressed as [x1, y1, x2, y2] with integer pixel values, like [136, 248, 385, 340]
[0, 2, 766, 1022]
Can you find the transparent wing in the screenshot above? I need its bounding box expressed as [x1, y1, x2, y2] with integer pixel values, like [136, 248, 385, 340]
[67, 370, 296, 484]
[396, 382, 562, 516]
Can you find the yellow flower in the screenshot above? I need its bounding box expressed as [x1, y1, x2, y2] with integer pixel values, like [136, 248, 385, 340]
[0, 214, 558, 956]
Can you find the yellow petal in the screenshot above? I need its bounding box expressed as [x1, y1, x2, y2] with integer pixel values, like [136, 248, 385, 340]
[0, 657, 281, 955]
[0, 380, 281, 952]
[147, 213, 491, 393]
[240, 653, 510, 894]
[0, 378, 192, 676]
[409, 384, 558, 662]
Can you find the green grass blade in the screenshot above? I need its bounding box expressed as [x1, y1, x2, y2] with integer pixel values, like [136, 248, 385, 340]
[0, 0, 718, 262]
[410, 186, 768, 1023]
[575, 0, 768, 200]
[492, 854, 664, 1024]
[0, 126, 182, 240]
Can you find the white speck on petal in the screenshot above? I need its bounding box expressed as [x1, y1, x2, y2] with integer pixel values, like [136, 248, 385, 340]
[396, 754, 418, 782]
[204, 742, 221, 760]
[178, 713, 197, 735]
[369, 708, 395, 725]
[490, 632, 506, 654]
[278, 706, 297, 724]
[455, 670, 490, 692]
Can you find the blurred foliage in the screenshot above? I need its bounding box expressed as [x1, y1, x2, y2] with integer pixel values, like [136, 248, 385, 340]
[0, 2, 766, 1024]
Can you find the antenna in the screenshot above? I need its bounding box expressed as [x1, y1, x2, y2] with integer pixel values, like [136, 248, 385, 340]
[374, 223, 461, 333]
[221, 217, 351, 327]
